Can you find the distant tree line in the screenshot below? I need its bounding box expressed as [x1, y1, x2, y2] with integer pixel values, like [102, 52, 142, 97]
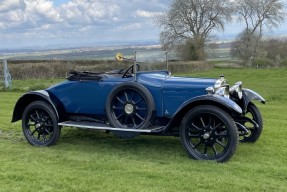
[231, 39, 287, 68]
[156, 0, 286, 65]
[8, 60, 212, 80]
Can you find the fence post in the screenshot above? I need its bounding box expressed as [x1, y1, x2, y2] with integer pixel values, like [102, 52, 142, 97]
[3, 60, 12, 90]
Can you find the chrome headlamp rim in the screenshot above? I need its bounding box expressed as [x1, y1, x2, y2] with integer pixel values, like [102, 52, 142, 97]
[229, 81, 243, 99]
[206, 86, 215, 94]
[206, 75, 244, 100]
[215, 86, 230, 98]
[207, 75, 230, 98]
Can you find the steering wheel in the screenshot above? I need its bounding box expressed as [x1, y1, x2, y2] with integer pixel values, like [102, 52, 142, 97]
[122, 64, 140, 78]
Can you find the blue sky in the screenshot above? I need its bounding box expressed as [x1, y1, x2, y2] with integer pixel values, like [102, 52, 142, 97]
[0, 0, 286, 49]
[53, 0, 70, 7]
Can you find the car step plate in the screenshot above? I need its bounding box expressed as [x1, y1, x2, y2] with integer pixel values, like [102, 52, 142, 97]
[58, 121, 165, 133]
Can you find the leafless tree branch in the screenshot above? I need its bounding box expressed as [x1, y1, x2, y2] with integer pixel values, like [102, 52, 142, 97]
[155, 0, 234, 60]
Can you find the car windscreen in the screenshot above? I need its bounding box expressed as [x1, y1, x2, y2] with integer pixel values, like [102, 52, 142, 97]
[135, 50, 168, 72]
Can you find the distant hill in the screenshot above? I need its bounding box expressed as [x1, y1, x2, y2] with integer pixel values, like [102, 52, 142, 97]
[1, 34, 286, 61]
[0, 44, 161, 61]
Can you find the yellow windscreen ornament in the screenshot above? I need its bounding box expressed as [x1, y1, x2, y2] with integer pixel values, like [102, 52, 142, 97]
[115, 53, 124, 62]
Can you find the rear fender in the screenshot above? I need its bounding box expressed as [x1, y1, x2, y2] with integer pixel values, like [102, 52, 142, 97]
[11, 90, 65, 123]
[165, 95, 242, 131]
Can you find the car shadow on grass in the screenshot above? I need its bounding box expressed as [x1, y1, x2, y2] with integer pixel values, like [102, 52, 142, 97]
[57, 128, 186, 161]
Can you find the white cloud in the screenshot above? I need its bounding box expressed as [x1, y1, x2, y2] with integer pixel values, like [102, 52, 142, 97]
[134, 9, 161, 18]
[27, 0, 61, 23]
[0, 0, 25, 12]
[0, 0, 171, 48]
[0, 0, 61, 30]
[6, 9, 26, 22]
[0, 0, 25, 29]
[114, 23, 142, 32]
[1, 0, 286, 49]
[60, 0, 120, 24]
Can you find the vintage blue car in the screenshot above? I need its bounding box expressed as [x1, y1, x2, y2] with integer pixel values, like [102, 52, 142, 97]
[12, 52, 265, 162]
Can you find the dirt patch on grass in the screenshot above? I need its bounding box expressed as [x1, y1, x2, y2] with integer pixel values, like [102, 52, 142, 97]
[0, 129, 25, 142]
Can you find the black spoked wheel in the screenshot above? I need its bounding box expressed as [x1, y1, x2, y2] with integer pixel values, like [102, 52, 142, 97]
[106, 82, 155, 138]
[239, 103, 263, 142]
[22, 101, 60, 146]
[111, 89, 148, 127]
[180, 105, 238, 162]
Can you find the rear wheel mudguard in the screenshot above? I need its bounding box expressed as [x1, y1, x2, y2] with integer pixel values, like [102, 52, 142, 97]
[11, 90, 63, 123]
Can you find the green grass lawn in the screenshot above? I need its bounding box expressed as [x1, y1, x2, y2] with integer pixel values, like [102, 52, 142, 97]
[0, 68, 287, 192]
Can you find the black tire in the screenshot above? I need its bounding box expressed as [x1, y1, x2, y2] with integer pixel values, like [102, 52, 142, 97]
[22, 101, 60, 146]
[106, 82, 155, 138]
[239, 103, 263, 142]
[180, 105, 238, 163]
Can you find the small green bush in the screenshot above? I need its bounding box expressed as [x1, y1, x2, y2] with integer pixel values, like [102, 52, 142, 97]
[169, 61, 212, 73]
[280, 59, 287, 68]
[252, 57, 272, 68]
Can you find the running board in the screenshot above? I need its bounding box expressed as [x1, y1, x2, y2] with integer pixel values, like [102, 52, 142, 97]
[58, 121, 165, 133]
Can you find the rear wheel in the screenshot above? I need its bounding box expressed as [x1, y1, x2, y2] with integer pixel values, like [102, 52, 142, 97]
[22, 101, 60, 146]
[180, 105, 238, 163]
[106, 82, 155, 138]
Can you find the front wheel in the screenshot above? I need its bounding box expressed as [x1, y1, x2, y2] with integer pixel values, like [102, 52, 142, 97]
[180, 105, 238, 163]
[22, 101, 60, 146]
[239, 103, 263, 142]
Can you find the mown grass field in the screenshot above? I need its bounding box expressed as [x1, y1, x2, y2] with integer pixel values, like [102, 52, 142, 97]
[0, 68, 286, 192]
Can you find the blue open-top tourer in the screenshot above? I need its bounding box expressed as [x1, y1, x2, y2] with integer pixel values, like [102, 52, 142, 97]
[12, 51, 265, 162]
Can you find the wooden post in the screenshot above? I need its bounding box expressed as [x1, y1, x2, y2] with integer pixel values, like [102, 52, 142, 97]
[3, 60, 8, 89]
[3, 60, 12, 89]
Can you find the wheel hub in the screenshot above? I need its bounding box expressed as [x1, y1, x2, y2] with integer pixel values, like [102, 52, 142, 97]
[35, 123, 42, 129]
[203, 132, 211, 140]
[124, 103, 134, 114]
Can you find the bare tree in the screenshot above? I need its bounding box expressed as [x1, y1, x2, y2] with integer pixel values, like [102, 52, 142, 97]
[231, 29, 262, 66]
[264, 39, 287, 61]
[156, 0, 233, 60]
[233, 0, 285, 62]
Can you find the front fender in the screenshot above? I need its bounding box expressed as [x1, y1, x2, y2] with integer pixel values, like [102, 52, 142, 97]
[11, 90, 64, 123]
[238, 89, 266, 114]
[179, 94, 243, 115]
[243, 89, 266, 104]
[164, 94, 242, 131]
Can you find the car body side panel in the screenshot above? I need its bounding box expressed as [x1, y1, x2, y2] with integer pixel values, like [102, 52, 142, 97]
[137, 72, 217, 117]
[47, 78, 131, 115]
[137, 72, 167, 116]
[162, 77, 216, 117]
[46, 72, 217, 118]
